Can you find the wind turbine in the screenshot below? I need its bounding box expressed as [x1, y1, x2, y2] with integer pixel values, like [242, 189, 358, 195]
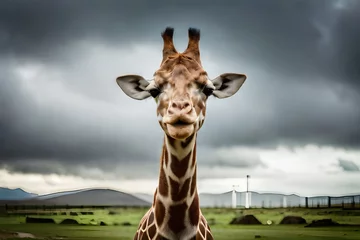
[232, 185, 239, 208]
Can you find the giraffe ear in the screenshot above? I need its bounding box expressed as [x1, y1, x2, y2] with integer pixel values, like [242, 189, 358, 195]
[116, 75, 152, 100]
[210, 73, 247, 99]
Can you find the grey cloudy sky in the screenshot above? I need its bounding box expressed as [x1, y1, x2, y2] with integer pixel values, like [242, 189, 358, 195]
[1, 0, 360, 196]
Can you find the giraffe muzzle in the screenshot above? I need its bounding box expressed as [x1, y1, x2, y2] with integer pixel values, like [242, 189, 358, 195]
[163, 114, 196, 126]
[164, 102, 197, 126]
[163, 109, 197, 140]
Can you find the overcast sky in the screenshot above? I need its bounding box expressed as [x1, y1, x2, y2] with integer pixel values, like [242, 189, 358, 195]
[1, 0, 360, 197]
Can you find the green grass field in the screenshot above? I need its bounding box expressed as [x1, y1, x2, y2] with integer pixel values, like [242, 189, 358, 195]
[1, 207, 360, 239]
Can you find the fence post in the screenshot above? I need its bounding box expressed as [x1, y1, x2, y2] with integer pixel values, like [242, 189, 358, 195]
[305, 197, 308, 208]
[328, 196, 331, 208]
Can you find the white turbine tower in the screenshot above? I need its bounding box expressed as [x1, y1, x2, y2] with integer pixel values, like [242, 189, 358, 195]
[283, 196, 287, 208]
[232, 185, 239, 208]
[245, 175, 250, 209]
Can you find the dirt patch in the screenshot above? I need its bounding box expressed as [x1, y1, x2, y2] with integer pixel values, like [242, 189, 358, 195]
[0, 230, 36, 239]
[60, 218, 79, 225]
[279, 216, 307, 224]
[26, 217, 55, 224]
[305, 219, 340, 227]
[229, 215, 262, 225]
[16, 232, 36, 238]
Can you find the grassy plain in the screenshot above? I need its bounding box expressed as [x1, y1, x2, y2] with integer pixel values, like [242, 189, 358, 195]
[1, 207, 360, 239]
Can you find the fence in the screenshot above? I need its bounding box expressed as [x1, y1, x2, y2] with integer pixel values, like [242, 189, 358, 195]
[199, 191, 360, 209]
[306, 195, 360, 209]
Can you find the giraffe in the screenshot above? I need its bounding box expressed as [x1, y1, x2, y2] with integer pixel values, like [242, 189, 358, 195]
[116, 27, 247, 240]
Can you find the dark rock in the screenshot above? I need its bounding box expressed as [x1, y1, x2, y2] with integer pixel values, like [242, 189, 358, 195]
[229, 215, 262, 225]
[279, 216, 307, 224]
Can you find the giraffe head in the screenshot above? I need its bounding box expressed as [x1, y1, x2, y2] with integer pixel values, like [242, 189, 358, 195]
[116, 27, 247, 140]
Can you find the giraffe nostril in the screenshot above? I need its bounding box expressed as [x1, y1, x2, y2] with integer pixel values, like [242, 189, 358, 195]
[170, 100, 192, 113]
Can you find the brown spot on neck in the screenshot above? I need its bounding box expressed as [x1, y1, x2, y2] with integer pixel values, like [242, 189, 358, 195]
[158, 166, 169, 197]
[181, 134, 195, 148]
[168, 202, 187, 234]
[148, 224, 156, 239]
[190, 167, 197, 196]
[155, 199, 166, 227]
[189, 193, 200, 226]
[192, 142, 197, 167]
[166, 134, 196, 150]
[164, 146, 169, 167]
[158, 145, 169, 197]
[166, 136, 176, 148]
[169, 176, 191, 201]
[170, 151, 192, 178]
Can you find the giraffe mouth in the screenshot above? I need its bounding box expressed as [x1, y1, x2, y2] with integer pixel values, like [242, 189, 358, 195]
[165, 118, 195, 140]
[165, 115, 196, 126]
[171, 120, 193, 127]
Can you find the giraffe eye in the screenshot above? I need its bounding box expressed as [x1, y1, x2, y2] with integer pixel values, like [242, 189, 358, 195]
[149, 88, 161, 98]
[202, 86, 214, 97]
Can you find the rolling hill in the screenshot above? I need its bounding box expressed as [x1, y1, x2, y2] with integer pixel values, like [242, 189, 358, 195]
[0, 188, 151, 207]
[132, 193, 154, 203]
[0, 187, 37, 200]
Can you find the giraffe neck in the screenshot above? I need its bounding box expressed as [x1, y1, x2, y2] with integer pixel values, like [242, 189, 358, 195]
[154, 133, 200, 239]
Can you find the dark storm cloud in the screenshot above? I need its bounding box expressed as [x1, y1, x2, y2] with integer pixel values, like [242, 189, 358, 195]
[0, 0, 350, 72]
[331, 1, 360, 90]
[0, 61, 163, 176]
[1, 0, 360, 177]
[197, 146, 266, 169]
[338, 159, 360, 172]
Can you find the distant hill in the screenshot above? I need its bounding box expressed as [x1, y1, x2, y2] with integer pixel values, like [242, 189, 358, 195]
[0, 187, 37, 200]
[0, 188, 151, 207]
[133, 193, 154, 203]
[35, 189, 89, 200]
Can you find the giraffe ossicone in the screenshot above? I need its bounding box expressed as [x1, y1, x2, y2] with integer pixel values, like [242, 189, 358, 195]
[116, 27, 247, 240]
